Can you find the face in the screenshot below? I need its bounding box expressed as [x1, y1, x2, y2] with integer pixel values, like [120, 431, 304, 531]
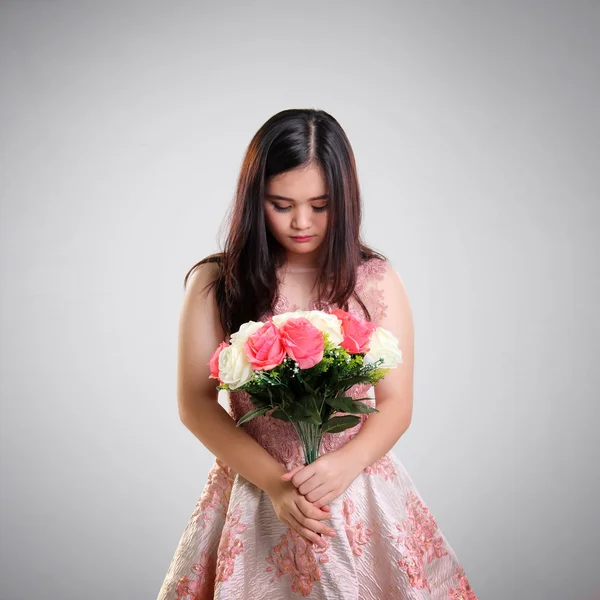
[263, 163, 329, 264]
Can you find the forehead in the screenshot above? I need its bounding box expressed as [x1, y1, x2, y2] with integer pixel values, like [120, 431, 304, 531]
[265, 164, 327, 199]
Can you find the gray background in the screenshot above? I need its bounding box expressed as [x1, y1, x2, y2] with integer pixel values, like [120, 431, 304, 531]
[1, 1, 599, 599]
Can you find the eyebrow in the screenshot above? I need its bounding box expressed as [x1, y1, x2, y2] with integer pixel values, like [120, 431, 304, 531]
[265, 194, 329, 202]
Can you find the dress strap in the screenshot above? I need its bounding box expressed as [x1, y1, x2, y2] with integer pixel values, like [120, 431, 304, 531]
[352, 257, 388, 324]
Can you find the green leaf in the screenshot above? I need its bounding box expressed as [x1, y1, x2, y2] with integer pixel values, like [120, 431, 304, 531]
[270, 385, 286, 405]
[329, 365, 339, 387]
[322, 415, 361, 433]
[324, 395, 356, 412]
[325, 396, 379, 414]
[295, 369, 316, 395]
[349, 402, 379, 415]
[286, 394, 321, 424]
[309, 394, 323, 418]
[270, 408, 293, 422]
[246, 393, 272, 408]
[236, 405, 271, 426]
[338, 375, 372, 388]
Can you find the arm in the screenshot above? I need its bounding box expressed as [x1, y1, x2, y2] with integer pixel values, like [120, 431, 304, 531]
[338, 262, 415, 470]
[177, 262, 287, 496]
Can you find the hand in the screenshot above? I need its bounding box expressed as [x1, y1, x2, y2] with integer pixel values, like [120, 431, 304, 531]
[266, 479, 337, 548]
[280, 449, 362, 508]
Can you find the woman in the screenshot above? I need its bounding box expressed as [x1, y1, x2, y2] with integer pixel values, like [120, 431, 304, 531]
[157, 108, 478, 599]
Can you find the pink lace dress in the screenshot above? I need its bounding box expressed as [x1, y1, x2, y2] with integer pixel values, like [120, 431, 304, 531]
[156, 257, 478, 600]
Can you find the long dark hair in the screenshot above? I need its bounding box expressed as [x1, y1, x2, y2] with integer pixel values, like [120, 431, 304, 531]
[184, 108, 387, 337]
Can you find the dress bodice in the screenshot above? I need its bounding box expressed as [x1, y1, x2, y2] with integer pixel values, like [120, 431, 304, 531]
[226, 257, 389, 470]
[265, 256, 388, 321]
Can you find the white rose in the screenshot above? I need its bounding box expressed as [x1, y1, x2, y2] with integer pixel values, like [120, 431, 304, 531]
[218, 344, 255, 389]
[229, 320, 265, 347]
[365, 326, 403, 369]
[300, 310, 344, 347]
[271, 310, 304, 328]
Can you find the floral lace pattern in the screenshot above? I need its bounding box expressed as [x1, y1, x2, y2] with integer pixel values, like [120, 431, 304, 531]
[174, 550, 215, 600]
[350, 256, 388, 323]
[387, 489, 449, 591]
[363, 453, 398, 481]
[265, 527, 332, 596]
[192, 458, 235, 529]
[448, 565, 479, 600]
[342, 497, 374, 557]
[215, 502, 247, 583]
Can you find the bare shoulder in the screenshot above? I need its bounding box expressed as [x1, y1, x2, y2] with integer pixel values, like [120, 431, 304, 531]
[185, 260, 221, 297]
[180, 259, 223, 336]
[379, 259, 408, 293]
[177, 260, 225, 416]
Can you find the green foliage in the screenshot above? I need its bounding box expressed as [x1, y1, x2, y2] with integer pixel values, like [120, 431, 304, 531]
[325, 395, 379, 414]
[218, 340, 389, 432]
[236, 405, 271, 425]
[322, 415, 362, 433]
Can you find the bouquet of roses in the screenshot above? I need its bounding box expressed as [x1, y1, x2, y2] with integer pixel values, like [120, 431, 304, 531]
[208, 308, 403, 467]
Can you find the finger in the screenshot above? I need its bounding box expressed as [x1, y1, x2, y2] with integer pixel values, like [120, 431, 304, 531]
[313, 490, 339, 509]
[289, 465, 319, 488]
[280, 465, 304, 480]
[297, 479, 321, 496]
[296, 495, 330, 520]
[303, 482, 330, 504]
[280, 516, 314, 546]
[290, 507, 335, 544]
[287, 513, 327, 548]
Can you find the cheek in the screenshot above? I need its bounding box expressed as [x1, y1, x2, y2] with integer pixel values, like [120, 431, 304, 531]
[317, 212, 328, 229]
[264, 210, 287, 235]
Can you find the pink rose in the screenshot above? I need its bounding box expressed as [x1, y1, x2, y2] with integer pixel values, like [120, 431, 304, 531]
[208, 341, 229, 381]
[244, 321, 287, 370]
[331, 308, 377, 354]
[279, 317, 325, 369]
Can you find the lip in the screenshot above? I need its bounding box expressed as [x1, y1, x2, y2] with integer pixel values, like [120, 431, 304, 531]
[290, 235, 313, 242]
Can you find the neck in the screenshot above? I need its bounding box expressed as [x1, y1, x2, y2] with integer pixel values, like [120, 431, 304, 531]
[282, 250, 323, 271]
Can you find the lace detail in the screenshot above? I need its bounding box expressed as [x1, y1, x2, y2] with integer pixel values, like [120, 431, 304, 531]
[351, 256, 388, 323]
[448, 565, 479, 600]
[215, 502, 248, 583]
[387, 489, 449, 592]
[342, 497, 374, 557]
[271, 293, 329, 315]
[266, 257, 388, 323]
[363, 452, 398, 481]
[174, 549, 215, 600]
[227, 390, 305, 470]
[265, 526, 332, 595]
[192, 458, 235, 529]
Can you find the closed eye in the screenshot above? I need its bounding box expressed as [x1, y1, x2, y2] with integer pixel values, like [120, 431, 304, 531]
[272, 204, 328, 213]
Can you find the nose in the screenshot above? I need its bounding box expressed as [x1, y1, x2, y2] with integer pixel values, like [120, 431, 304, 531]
[291, 207, 312, 230]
